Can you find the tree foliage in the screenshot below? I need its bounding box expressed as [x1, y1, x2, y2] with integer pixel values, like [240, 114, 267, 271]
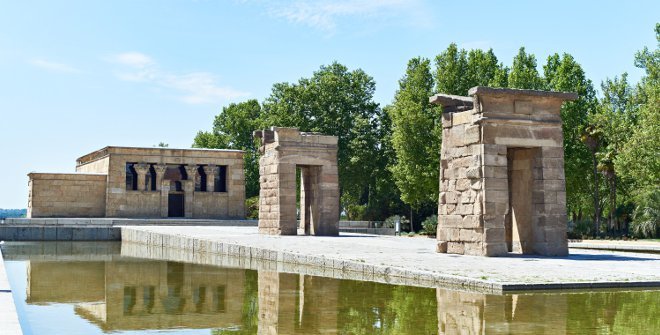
[192, 24, 659, 234]
[193, 99, 262, 197]
[389, 57, 439, 209]
[509, 47, 544, 89]
[260, 62, 393, 218]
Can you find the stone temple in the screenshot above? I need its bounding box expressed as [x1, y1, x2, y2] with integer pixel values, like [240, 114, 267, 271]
[254, 127, 340, 236]
[27, 146, 245, 219]
[431, 87, 577, 256]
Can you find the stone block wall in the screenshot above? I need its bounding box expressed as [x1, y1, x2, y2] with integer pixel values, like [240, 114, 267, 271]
[75, 146, 246, 219]
[255, 127, 339, 236]
[27, 173, 107, 217]
[432, 87, 576, 256]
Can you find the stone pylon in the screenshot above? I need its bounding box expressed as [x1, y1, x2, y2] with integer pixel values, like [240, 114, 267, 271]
[431, 87, 577, 256]
[254, 127, 339, 236]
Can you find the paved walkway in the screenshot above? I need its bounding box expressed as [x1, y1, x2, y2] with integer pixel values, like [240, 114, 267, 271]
[0, 248, 23, 334]
[122, 226, 660, 292]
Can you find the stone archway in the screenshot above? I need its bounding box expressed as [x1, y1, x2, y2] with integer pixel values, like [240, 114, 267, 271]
[431, 87, 577, 256]
[254, 127, 339, 236]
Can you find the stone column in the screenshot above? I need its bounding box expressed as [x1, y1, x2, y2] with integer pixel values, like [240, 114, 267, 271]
[156, 172, 170, 218]
[134, 163, 150, 191]
[184, 165, 198, 183]
[184, 165, 197, 218]
[154, 164, 167, 191]
[203, 165, 217, 192]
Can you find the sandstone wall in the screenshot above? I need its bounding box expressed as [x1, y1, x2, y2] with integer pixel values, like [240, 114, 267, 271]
[27, 173, 107, 218]
[101, 147, 245, 219]
[76, 156, 109, 174]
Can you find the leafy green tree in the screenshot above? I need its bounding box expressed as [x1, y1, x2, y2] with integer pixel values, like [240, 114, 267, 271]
[193, 99, 262, 197]
[434, 43, 470, 95]
[595, 74, 636, 232]
[543, 53, 599, 228]
[491, 63, 510, 88]
[509, 47, 544, 89]
[616, 23, 660, 198]
[466, 49, 497, 86]
[260, 62, 388, 218]
[389, 57, 439, 213]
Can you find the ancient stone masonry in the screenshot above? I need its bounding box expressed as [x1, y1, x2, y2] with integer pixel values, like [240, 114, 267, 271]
[254, 127, 340, 236]
[431, 87, 577, 256]
[27, 146, 245, 219]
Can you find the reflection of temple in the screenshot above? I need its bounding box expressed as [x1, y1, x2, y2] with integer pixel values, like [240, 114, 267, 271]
[436, 289, 568, 335]
[27, 260, 246, 331]
[258, 272, 339, 334]
[19, 248, 654, 334]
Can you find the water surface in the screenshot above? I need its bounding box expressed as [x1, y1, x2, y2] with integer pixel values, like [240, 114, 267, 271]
[2, 242, 658, 334]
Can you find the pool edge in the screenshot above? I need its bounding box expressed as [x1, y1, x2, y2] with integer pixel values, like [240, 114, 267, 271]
[0, 247, 24, 335]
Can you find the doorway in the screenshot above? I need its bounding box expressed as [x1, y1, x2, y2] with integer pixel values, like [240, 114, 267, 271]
[168, 193, 185, 217]
[298, 165, 321, 235]
[506, 148, 537, 253]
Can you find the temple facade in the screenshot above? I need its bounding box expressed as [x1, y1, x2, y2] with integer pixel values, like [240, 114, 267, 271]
[27, 146, 245, 219]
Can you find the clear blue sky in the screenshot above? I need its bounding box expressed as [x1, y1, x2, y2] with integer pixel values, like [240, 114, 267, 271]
[0, 0, 657, 208]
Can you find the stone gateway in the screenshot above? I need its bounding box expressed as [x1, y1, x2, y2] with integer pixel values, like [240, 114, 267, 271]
[431, 87, 577, 256]
[254, 127, 340, 236]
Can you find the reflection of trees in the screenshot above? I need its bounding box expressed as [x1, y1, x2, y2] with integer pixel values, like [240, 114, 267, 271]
[213, 270, 259, 335]
[567, 291, 660, 334]
[337, 281, 437, 334]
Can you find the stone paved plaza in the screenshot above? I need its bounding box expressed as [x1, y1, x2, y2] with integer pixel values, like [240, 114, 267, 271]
[122, 226, 660, 291]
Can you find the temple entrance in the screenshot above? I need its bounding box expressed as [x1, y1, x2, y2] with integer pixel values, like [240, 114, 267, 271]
[168, 193, 185, 217]
[506, 148, 538, 253]
[298, 165, 321, 235]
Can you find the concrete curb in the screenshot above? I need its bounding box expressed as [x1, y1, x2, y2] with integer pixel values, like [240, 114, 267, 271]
[569, 242, 660, 253]
[0, 247, 23, 334]
[121, 227, 660, 293]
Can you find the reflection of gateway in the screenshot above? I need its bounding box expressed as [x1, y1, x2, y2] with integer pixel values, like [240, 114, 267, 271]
[27, 260, 245, 331]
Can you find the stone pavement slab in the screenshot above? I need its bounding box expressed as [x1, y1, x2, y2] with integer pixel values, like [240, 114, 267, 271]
[121, 226, 660, 293]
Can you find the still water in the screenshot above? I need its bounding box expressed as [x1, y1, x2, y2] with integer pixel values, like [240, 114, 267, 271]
[1, 242, 659, 335]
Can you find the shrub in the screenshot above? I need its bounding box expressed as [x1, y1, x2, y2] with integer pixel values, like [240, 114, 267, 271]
[384, 215, 410, 232]
[631, 190, 660, 238]
[245, 196, 259, 219]
[421, 215, 438, 236]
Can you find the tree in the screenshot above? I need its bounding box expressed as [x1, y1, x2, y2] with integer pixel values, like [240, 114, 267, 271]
[509, 47, 544, 89]
[616, 23, 660, 195]
[389, 57, 439, 213]
[616, 23, 660, 236]
[466, 48, 501, 88]
[193, 99, 262, 197]
[434, 43, 470, 95]
[596, 74, 635, 232]
[260, 62, 388, 218]
[543, 53, 599, 229]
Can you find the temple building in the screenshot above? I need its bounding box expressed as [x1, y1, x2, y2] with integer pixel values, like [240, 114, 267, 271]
[27, 146, 245, 219]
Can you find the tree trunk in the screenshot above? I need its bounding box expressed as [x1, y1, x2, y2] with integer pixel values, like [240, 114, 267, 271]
[611, 175, 617, 232]
[592, 153, 601, 236]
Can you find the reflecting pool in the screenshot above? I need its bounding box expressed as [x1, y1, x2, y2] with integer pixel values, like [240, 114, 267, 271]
[2, 242, 659, 334]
